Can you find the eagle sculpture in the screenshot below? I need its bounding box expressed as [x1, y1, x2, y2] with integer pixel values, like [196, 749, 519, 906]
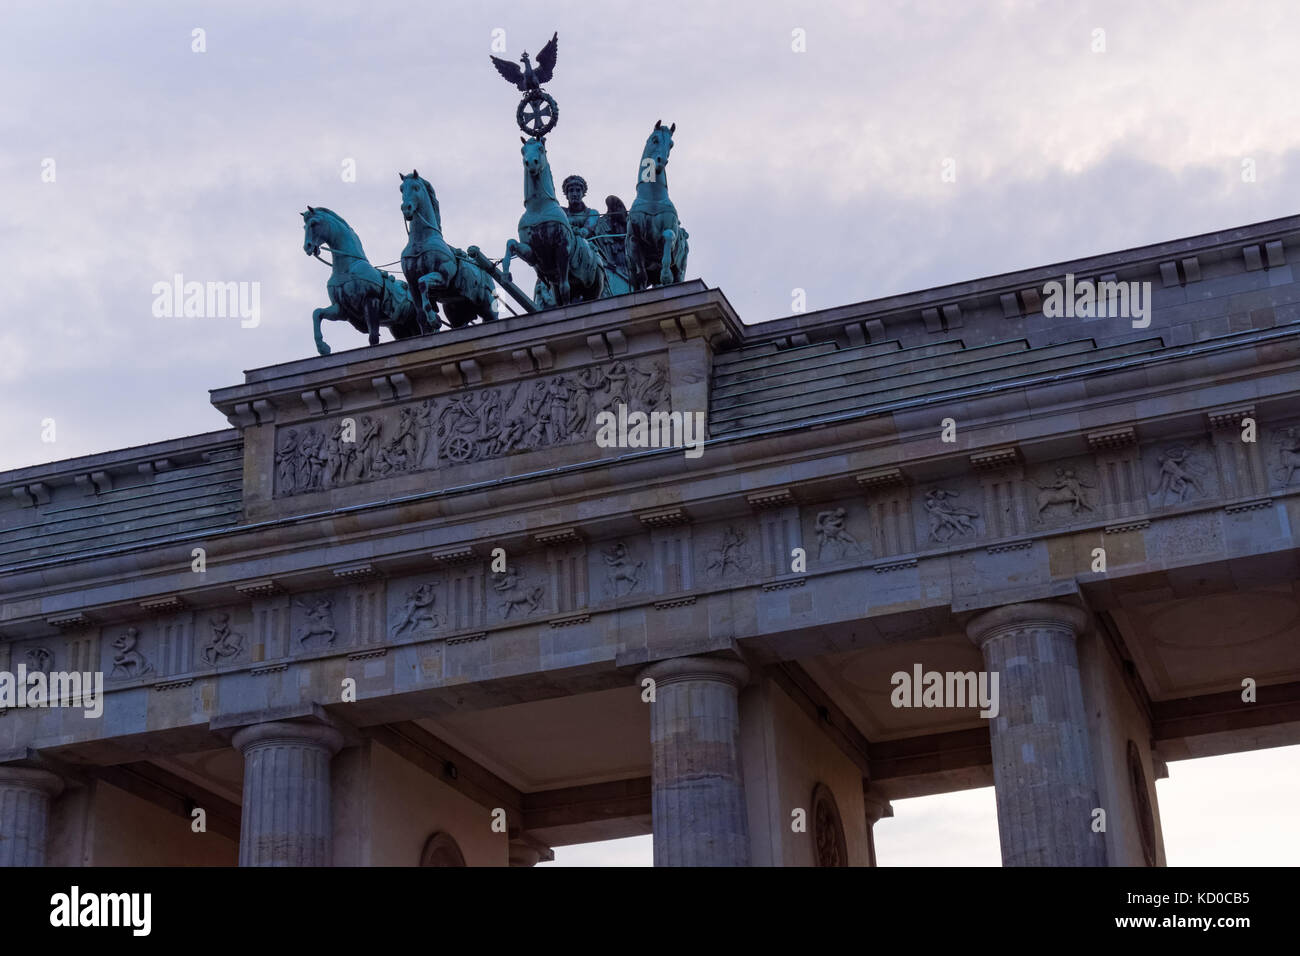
[490, 32, 559, 96]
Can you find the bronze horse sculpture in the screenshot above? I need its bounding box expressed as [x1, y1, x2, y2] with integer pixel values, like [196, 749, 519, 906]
[301, 206, 426, 355]
[399, 170, 498, 329]
[627, 120, 689, 290]
[502, 136, 606, 307]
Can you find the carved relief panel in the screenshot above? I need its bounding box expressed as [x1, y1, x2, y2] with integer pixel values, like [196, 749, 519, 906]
[101, 623, 157, 683]
[1026, 457, 1100, 530]
[698, 522, 758, 582]
[196, 607, 252, 668]
[1267, 419, 1300, 491]
[916, 483, 983, 546]
[804, 500, 868, 565]
[273, 358, 670, 498]
[1142, 440, 1218, 509]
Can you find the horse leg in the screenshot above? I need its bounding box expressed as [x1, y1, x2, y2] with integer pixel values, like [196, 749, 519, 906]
[659, 228, 676, 286]
[504, 239, 530, 282]
[417, 276, 441, 331]
[364, 298, 381, 346]
[625, 234, 646, 291]
[313, 303, 340, 356]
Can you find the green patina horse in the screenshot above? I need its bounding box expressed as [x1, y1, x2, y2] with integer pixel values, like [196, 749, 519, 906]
[627, 121, 689, 290]
[301, 206, 426, 355]
[399, 171, 498, 329]
[503, 136, 605, 308]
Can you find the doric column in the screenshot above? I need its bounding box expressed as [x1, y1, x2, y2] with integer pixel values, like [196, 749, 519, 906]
[638, 656, 750, 867]
[232, 721, 344, 867]
[966, 601, 1107, 866]
[0, 767, 64, 866]
[862, 789, 893, 867]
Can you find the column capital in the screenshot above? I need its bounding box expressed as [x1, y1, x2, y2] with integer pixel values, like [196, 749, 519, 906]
[231, 720, 345, 756]
[965, 601, 1091, 652]
[862, 789, 893, 825]
[0, 766, 64, 799]
[637, 655, 750, 689]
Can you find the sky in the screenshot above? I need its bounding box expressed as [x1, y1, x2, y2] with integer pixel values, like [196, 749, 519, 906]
[4, 0, 1299, 865]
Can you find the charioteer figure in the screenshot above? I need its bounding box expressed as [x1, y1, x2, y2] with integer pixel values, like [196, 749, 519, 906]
[561, 175, 600, 236]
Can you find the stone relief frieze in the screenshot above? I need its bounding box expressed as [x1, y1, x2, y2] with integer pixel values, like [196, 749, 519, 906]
[1147, 443, 1211, 506]
[1029, 466, 1096, 520]
[200, 612, 246, 665]
[491, 567, 546, 618]
[1270, 424, 1300, 487]
[601, 541, 644, 597]
[390, 581, 443, 638]
[293, 597, 339, 647]
[273, 358, 670, 497]
[24, 646, 52, 672]
[923, 488, 979, 543]
[703, 525, 756, 579]
[108, 626, 154, 681]
[813, 507, 864, 562]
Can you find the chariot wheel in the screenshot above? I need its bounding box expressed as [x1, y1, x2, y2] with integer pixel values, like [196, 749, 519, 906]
[517, 91, 558, 138]
[446, 436, 475, 462]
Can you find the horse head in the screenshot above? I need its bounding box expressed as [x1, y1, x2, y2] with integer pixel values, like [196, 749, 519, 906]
[521, 136, 549, 179]
[399, 170, 439, 228]
[302, 206, 325, 256]
[644, 120, 677, 177]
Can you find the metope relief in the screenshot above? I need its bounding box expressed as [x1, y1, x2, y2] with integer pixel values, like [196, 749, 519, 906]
[601, 541, 644, 597]
[491, 567, 546, 619]
[1270, 424, 1300, 488]
[1146, 442, 1213, 507]
[813, 506, 865, 563]
[102, 626, 156, 682]
[390, 581, 444, 639]
[293, 595, 340, 648]
[1028, 462, 1098, 527]
[702, 524, 756, 579]
[273, 358, 670, 497]
[922, 488, 980, 543]
[201, 612, 247, 665]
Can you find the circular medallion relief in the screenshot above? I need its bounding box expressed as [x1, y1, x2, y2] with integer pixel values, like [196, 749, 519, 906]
[1127, 741, 1158, 867]
[811, 783, 848, 867]
[420, 831, 467, 867]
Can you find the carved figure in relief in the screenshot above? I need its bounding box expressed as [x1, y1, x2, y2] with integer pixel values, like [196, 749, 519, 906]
[706, 525, 752, 577]
[202, 612, 245, 665]
[1151, 445, 1207, 504]
[634, 361, 669, 408]
[25, 647, 52, 671]
[815, 508, 862, 561]
[1033, 469, 1094, 516]
[603, 541, 644, 596]
[110, 627, 154, 680]
[925, 489, 978, 542]
[325, 421, 353, 486]
[276, 428, 300, 494]
[357, 416, 383, 479]
[414, 400, 437, 467]
[1274, 427, 1300, 486]
[392, 582, 442, 636]
[492, 568, 545, 617]
[295, 599, 338, 646]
